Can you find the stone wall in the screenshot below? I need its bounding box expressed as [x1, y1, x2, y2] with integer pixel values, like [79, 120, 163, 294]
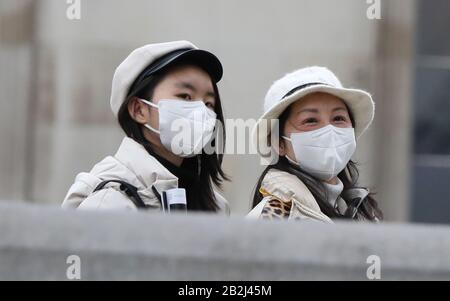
[1, 202, 449, 281]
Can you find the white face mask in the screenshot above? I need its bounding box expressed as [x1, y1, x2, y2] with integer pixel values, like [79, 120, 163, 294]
[139, 98, 217, 158]
[282, 125, 356, 181]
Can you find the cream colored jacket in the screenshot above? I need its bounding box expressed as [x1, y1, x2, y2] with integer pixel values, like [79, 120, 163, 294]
[62, 137, 230, 214]
[247, 169, 333, 223]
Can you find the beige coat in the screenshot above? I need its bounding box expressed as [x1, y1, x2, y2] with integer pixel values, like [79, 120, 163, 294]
[247, 169, 333, 223]
[62, 137, 230, 214]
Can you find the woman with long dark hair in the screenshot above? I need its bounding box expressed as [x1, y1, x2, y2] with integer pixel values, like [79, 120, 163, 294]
[62, 41, 229, 214]
[249, 66, 383, 222]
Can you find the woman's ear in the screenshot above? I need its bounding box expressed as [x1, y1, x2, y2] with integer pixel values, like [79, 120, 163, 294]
[270, 133, 286, 156]
[278, 138, 286, 156]
[128, 97, 150, 124]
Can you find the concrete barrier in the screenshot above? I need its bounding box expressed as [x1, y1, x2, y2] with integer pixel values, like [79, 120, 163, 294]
[0, 202, 449, 280]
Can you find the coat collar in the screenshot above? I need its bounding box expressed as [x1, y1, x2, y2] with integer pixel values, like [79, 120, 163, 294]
[261, 169, 321, 212]
[260, 169, 333, 222]
[113, 137, 179, 194]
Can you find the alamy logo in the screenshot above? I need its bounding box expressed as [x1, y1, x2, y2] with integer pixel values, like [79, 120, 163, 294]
[66, 255, 81, 280]
[66, 0, 81, 20]
[157, 116, 279, 166]
[366, 0, 381, 20]
[366, 255, 381, 280]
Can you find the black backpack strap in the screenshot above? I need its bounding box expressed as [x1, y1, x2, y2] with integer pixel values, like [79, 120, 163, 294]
[93, 179, 149, 209]
[342, 188, 370, 219]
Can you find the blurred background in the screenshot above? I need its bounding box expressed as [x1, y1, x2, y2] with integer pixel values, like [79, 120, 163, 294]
[0, 0, 448, 223]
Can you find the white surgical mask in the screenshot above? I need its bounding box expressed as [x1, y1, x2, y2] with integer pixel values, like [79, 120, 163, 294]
[282, 125, 356, 181]
[139, 98, 217, 157]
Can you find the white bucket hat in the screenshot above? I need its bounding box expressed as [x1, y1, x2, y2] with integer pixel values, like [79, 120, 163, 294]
[253, 66, 375, 153]
[110, 40, 223, 117]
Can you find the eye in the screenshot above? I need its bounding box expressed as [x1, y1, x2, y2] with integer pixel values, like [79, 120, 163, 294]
[333, 115, 347, 122]
[176, 93, 192, 100]
[205, 102, 215, 110]
[303, 118, 318, 125]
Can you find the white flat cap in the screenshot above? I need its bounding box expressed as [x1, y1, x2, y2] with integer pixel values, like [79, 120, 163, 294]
[110, 40, 223, 117]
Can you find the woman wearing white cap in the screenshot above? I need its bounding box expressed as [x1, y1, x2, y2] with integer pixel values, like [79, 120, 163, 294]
[249, 66, 383, 222]
[62, 41, 230, 214]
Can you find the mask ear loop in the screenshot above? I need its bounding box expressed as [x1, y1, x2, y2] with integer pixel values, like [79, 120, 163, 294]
[281, 135, 299, 165]
[138, 98, 161, 134]
[138, 98, 158, 108]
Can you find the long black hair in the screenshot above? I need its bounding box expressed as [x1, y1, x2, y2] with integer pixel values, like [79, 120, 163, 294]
[118, 62, 229, 212]
[252, 105, 383, 221]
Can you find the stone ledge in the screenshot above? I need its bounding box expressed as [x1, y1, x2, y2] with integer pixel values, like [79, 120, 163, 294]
[0, 202, 449, 280]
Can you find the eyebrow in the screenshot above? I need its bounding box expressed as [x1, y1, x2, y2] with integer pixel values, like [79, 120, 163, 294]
[298, 107, 348, 114]
[176, 82, 216, 99]
[205, 91, 216, 99]
[332, 107, 348, 113]
[176, 82, 197, 92]
[298, 108, 319, 114]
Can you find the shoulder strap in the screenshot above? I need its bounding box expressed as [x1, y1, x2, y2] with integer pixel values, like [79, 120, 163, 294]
[341, 188, 370, 219]
[93, 180, 149, 209]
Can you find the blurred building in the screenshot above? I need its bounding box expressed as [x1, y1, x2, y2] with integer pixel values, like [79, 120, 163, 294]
[0, 0, 447, 223]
